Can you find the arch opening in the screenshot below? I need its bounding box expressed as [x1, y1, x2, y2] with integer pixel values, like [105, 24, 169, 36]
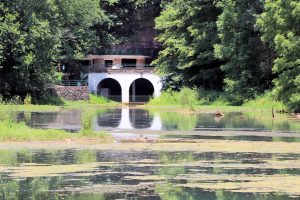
[129, 78, 154, 102]
[97, 78, 121, 102]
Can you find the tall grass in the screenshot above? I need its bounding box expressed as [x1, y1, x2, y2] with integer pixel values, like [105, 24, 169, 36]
[242, 92, 286, 111]
[0, 121, 72, 141]
[149, 87, 199, 110]
[80, 108, 96, 136]
[89, 94, 117, 105]
[0, 108, 111, 142]
[79, 108, 110, 140]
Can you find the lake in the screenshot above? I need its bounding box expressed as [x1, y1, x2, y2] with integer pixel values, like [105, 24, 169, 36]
[1, 107, 300, 199]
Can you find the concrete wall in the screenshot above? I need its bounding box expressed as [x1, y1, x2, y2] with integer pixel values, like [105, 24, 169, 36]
[88, 72, 162, 103]
[50, 86, 89, 101]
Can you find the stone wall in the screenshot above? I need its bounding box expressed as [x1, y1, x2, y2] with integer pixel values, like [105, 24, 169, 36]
[49, 86, 89, 101]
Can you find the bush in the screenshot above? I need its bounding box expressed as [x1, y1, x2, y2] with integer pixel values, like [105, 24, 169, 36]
[24, 94, 32, 105]
[38, 95, 65, 106]
[179, 87, 198, 111]
[0, 108, 18, 125]
[288, 94, 300, 113]
[149, 87, 198, 111]
[149, 89, 180, 105]
[8, 96, 22, 105]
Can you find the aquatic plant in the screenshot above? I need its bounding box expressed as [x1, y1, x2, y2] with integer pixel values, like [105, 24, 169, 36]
[80, 109, 96, 136]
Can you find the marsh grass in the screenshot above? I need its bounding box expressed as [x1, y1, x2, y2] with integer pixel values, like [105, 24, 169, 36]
[0, 121, 111, 142]
[149, 87, 198, 111]
[242, 92, 286, 111]
[149, 89, 287, 112]
[80, 108, 96, 136]
[79, 108, 110, 139]
[0, 121, 71, 141]
[0, 109, 111, 142]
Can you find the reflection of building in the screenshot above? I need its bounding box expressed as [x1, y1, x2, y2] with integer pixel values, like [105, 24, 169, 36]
[96, 108, 162, 131]
[86, 55, 162, 103]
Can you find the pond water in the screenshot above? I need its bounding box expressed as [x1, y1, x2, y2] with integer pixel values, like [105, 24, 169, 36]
[4, 107, 299, 199]
[0, 147, 300, 200]
[23, 107, 300, 133]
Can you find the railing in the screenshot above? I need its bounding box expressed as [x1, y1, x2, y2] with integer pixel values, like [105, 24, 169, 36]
[96, 48, 159, 57]
[60, 80, 88, 86]
[89, 63, 155, 73]
[90, 63, 155, 68]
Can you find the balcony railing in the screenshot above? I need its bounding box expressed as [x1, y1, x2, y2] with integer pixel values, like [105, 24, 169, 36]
[60, 80, 88, 86]
[88, 63, 155, 73]
[96, 48, 159, 57]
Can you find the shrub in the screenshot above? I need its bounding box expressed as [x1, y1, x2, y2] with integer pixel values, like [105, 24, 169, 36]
[179, 87, 198, 111]
[0, 107, 18, 125]
[9, 96, 22, 105]
[288, 94, 300, 113]
[149, 89, 180, 105]
[24, 94, 32, 105]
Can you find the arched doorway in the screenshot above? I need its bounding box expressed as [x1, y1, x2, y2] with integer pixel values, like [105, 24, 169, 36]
[129, 78, 154, 102]
[97, 78, 121, 102]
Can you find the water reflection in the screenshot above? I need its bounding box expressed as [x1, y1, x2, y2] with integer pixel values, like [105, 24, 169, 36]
[25, 107, 300, 132]
[96, 108, 162, 130]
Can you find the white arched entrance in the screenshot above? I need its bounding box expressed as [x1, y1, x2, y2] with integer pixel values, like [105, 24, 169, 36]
[89, 72, 162, 103]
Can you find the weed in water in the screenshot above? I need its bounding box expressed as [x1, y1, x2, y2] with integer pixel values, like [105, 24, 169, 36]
[80, 109, 96, 136]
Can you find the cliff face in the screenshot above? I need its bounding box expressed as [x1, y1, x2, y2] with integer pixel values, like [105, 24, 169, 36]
[100, 0, 161, 57]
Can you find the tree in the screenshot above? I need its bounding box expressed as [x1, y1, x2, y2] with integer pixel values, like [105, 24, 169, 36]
[0, 0, 60, 100]
[154, 0, 223, 90]
[0, 0, 106, 101]
[257, 0, 300, 111]
[214, 0, 273, 105]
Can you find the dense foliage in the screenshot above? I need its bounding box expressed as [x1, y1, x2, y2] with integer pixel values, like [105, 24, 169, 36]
[257, 0, 300, 111]
[0, 0, 299, 111]
[155, 0, 223, 90]
[214, 0, 274, 104]
[155, 0, 299, 110]
[0, 0, 105, 101]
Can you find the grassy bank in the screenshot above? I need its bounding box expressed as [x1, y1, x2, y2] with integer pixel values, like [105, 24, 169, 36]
[0, 121, 112, 142]
[0, 94, 119, 112]
[148, 88, 286, 112]
[0, 109, 112, 142]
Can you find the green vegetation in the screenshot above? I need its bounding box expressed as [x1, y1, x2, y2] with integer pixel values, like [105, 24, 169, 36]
[80, 108, 96, 136]
[45, 94, 118, 107]
[155, 0, 299, 111]
[0, 109, 111, 142]
[149, 89, 286, 112]
[257, 0, 300, 112]
[155, 0, 222, 91]
[149, 87, 198, 110]
[0, 0, 299, 111]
